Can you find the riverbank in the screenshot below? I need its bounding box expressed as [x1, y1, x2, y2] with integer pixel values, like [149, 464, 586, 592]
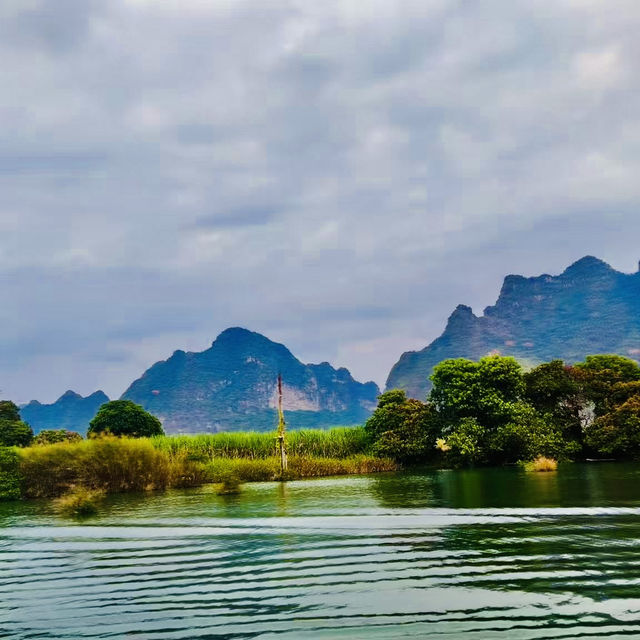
[0, 428, 396, 501]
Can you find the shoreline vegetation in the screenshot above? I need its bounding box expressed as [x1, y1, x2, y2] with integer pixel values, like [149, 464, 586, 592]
[3, 352, 640, 506]
[1, 429, 397, 502]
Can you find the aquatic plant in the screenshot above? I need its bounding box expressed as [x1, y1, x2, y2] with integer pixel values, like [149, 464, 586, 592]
[524, 456, 558, 472]
[55, 486, 106, 518]
[215, 469, 243, 495]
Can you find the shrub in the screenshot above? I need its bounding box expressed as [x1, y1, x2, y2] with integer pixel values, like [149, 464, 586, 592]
[524, 456, 558, 472]
[34, 430, 83, 446]
[55, 487, 106, 518]
[88, 400, 164, 438]
[19, 437, 174, 497]
[0, 447, 22, 500]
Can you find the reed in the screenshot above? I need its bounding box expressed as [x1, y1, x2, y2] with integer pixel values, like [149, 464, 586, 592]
[151, 427, 370, 461]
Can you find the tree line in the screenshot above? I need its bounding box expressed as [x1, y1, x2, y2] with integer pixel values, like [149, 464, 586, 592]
[366, 354, 640, 466]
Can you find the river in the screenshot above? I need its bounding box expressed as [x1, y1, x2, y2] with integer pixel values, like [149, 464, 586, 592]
[2, 462, 640, 638]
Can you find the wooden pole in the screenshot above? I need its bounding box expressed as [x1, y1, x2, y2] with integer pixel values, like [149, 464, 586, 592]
[276, 373, 288, 474]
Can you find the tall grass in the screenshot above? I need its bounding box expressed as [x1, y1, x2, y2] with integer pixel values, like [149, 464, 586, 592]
[18, 436, 205, 498]
[10, 430, 393, 500]
[205, 455, 396, 483]
[152, 427, 370, 461]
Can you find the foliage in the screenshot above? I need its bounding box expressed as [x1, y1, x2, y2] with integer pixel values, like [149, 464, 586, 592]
[488, 404, 566, 464]
[365, 391, 439, 462]
[574, 355, 640, 417]
[524, 360, 584, 442]
[585, 396, 640, 458]
[444, 418, 486, 467]
[34, 430, 83, 446]
[0, 447, 22, 500]
[0, 419, 34, 448]
[55, 487, 106, 518]
[0, 401, 21, 421]
[0, 400, 33, 448]
[88, 400, 164, 438]
[430, 356, 525, 430]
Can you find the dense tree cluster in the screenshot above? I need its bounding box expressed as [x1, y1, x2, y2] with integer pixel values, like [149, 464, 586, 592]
[365, 354, 640, 466]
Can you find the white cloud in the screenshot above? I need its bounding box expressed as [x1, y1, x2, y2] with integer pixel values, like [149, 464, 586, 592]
[1, 0, 640, 402]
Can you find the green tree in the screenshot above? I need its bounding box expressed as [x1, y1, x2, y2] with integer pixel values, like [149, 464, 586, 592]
[488, 403, 567, 464]
[0, 401, 33, 447]
[88, 400, 164, 438]
[365, 391, 439, 462]
[575, 355, 640, 416]
[430, 356, 525, 430]
[586, 396, 640, 458]
[524, 360, 584, 444]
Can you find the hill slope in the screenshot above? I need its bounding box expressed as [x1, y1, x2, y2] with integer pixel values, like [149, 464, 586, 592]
[121, 327, 379, 433]
[20, 390, 110, 435]
[386, 256, 640, 399]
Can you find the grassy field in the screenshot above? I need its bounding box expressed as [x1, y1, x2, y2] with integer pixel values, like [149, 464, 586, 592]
[1, 428, 396, 501]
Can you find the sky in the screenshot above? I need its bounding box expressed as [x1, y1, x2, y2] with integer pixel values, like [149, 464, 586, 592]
[2, 0, 640, 404]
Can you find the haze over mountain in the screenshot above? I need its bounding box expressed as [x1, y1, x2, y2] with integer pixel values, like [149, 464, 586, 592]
[386, 256, 640, 399]
[20, 390, 110, 435]
[121, 327, 379, 433]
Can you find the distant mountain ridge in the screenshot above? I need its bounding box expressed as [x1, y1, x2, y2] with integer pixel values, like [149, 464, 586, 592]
[121, 327, 379, 433]
[20, 390, 110, 435]
[386, 256, 640, 399]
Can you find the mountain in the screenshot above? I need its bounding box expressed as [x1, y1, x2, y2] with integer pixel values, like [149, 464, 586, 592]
[20, 390, 110, 435]
[121, 327, 380, 433]
[386, 256, 640, 399]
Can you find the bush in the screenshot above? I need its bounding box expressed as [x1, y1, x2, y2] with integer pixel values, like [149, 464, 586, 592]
[19, 437, 175, 497]
[88, 400, 164, 438]
[0, 447, 22, 500]
[34, 430, 83, 446]
[55, 487, 106, 518]
[523, 457, 558, 472]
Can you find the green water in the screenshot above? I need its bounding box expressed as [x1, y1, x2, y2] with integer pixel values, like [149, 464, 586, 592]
[2, 463, 640, 639]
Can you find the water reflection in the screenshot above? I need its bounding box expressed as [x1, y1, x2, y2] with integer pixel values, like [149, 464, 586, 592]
[2, 463, 640, 639]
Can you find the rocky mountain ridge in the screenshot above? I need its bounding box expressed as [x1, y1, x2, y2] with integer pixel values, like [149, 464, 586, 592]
[386, 256, 640, 399]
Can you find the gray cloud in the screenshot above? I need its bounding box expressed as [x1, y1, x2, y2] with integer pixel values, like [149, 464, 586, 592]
[1, 0, 640, 403]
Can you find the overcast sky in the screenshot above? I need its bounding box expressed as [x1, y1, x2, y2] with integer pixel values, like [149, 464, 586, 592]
[2, 0, 640, 403]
